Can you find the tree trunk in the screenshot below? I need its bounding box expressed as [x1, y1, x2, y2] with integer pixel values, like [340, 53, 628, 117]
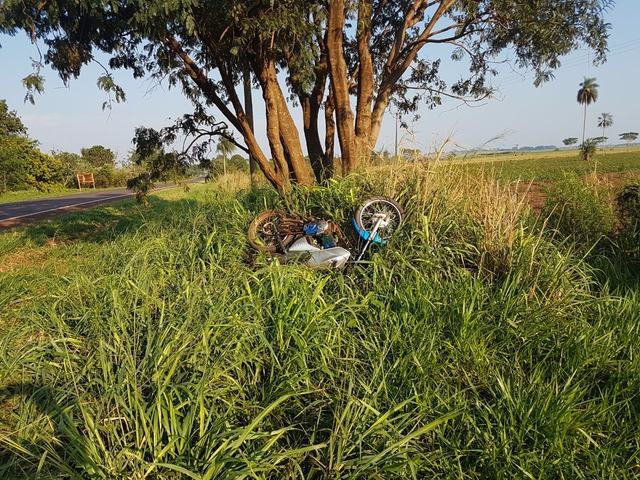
[301, 94, 326, 182]
[243, 70, 258, 185]
[327, 0, 357, 174]
[324, 91, 336, 178]
[253, 51, 315, 187]
[582, 103, 587, 146]
[165, 35, 286, 191]
[274, 85, 315, 186]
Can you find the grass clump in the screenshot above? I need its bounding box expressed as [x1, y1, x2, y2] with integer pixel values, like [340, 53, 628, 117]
[1, 174, 639, 478]
[541, 172, 616, 250]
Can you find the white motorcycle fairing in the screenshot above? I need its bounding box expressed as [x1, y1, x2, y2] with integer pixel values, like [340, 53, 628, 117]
[281, 237, 351, 270]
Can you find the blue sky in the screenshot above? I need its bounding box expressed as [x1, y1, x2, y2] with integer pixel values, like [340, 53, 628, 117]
[1, 3, 638, 162]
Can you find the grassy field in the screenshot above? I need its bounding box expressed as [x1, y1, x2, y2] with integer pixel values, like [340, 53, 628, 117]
[1, 167, 639, 478]
[454, 146, 640, 182]
[0, 188, 102, 204]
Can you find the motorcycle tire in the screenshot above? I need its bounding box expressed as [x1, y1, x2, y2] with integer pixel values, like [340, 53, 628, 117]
[248, 211, 294, 252]
[354, 196, 404, 241]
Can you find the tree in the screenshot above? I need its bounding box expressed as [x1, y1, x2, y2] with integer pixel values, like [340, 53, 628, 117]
[0, 100, 31, 192]
[210, 154, 249, 177]
[597, 112, 613, 153]
[577, 77, 599, 146]
[26, 150, 65, 192]
[0, 135, 64, 192]
[81, 145, 116, 168]
[619, 132, 638, 150]
[0, 135, 31, 192]
[216, 136, 236, 176]
[0, 99, 28, 137]
[53, 151, 83, 187]
[579, 139, 598, 161]
[562, 138, 579, 147]
[0, 100, 65, 192]
[1, 1, 612, 192]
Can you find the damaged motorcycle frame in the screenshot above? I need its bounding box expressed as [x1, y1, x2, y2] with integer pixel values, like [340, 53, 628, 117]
[247, 197, 404, 269]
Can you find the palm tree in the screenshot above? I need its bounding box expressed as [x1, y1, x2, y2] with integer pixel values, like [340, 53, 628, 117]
[577, 77, 599, 146]
[597, 112, 613, 153]
[216, 136, 236, 176]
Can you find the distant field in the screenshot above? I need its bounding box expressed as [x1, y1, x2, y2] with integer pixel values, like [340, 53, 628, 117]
[454, 146, 640, 183]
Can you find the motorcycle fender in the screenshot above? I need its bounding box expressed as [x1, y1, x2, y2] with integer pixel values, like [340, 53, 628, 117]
[307, 247, 351, 270]
[352, 218, 386, 245]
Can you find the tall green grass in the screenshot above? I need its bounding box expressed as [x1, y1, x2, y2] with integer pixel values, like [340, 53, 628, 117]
[1, 173, 639, 478]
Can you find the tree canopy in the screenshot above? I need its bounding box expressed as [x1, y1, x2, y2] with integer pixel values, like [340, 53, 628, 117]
[619, 132, 638, 148]
[0, 99, 28, 137]
[81, 145, 117, 167]
[577, 77, 600, 145]
[1, 0, 614, 191]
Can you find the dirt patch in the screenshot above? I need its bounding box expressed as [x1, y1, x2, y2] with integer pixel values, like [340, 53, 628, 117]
[0, 248, 48, 273]
[0, 240, 68, 274]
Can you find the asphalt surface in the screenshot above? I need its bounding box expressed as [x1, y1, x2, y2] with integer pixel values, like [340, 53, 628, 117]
[0, 178, 203, 230]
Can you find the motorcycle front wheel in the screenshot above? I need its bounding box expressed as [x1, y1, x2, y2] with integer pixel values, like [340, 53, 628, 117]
[247, 211, 294, 252]
[354, 196, 404, 241]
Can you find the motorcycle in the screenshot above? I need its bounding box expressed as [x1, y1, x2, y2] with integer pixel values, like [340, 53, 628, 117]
[247, 196, 404, 269]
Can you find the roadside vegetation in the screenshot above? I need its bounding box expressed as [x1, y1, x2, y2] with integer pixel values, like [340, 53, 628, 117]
[1, 162, 639, 478]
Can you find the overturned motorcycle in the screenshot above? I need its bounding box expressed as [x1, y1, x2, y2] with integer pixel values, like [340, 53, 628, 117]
[247, 197, 404, 269]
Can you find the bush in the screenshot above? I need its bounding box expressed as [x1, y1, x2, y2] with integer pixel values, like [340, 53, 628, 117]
[26, 150, 65, 192]
[542, 173, 615, 250]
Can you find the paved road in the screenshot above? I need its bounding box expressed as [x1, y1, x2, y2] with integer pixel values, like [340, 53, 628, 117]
[0, 178, 203, 230]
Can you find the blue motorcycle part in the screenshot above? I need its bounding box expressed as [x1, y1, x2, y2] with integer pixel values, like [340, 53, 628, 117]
[352, 218, 386, 245]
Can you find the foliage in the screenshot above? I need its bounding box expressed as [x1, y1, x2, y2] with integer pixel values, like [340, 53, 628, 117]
[52, 150, 84, 187]
[577, 77, 600, 106]
[620, 132, 639, 147]
[577, 77, 599, 145]
[210, 154, 249, 177]
[80, 145, 116, 168]
[126, 172, 154, 205]
[1, 172, 639, 478]
[579, 139, 598, 160]
[0, 0, 613, 191]
[597, 112, 613, 152]
[0, 135, 30, 192]
[127, 143, 190, 203]
[562, 137, 578, 147]
[0, 99, 28, 137]
[25, 150, 65, 192]
[215, 136, 236, 176]
[0, 135, 65, 192]
[597, 112, 613, 131]
[542, 172, 616, 249]
[92, 164, 133, 188]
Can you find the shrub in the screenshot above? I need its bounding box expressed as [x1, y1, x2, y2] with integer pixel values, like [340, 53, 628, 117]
[541, 173, 615, 250]
[26, 150, 65, 192]
[126, 172, 154, 204]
